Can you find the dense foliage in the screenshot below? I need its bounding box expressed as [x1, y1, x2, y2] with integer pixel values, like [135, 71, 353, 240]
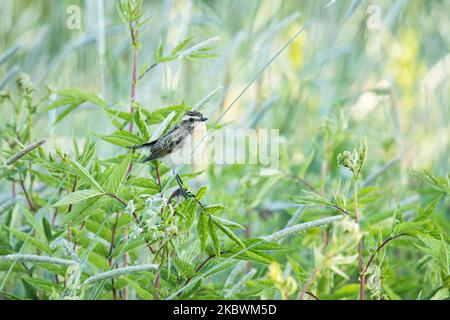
[0, 0, 449, 300]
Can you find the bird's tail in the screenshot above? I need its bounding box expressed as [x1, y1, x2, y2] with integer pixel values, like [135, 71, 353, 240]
[143, 154, 157, 162]
[127, 140, 156, 150]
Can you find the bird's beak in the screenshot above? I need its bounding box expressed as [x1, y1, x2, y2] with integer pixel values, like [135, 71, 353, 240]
[201, 117, 208, 122]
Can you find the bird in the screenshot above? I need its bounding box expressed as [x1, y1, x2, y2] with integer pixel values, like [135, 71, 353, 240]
[128, 110, 208, 201]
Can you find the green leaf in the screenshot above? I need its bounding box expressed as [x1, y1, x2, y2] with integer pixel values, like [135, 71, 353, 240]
[23, 277, 62, 294]
[104, 107, 132, 122]
[46, 97, 78, 110]
[102, 152, 132, 194]
[171, 36, 195, 55]
[9, 229, 51, 254]
[172, 257, 196, 279]
[213, 219, 245, 249]
[391, 204, 403, 234]
[71, 160, 104, 192]
[202, 204, 226, 215]
[42, 218, 53, 243]
[52, 189, 103, 207]
[56, 88, 106, 108]
[141, 104, 188, 125]
[210, 215, 245, 230]
[208, 218, 220, 258]
[196, 186, 208, 201]
[53, 104, 79, 125]
[290, 191, 334, 208]
[100, 130, 144, 147]
[127, 177, 160, 193]
[197, 211, 208, 250]
[415, 170, 450, 195]
[415, 197, 440, 222]
[64, 196, 114, 225]
[123, 277, 152, 300]
[222, 248, 273, 264]
[134, 105, 150, 141]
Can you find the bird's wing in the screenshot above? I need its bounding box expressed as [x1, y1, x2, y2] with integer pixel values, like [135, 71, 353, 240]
[143, 125, 188, 162]
[128, 140, 157, 149]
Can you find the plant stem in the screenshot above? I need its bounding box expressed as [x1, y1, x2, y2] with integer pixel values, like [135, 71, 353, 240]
[6, 138, 47, 165]
[354, 178, 365, 300]
[128, 22, 138, 133]
[12, 182, 16, 198]
[138, 62, 157, 81]
[298, 265, 322, 300]
[19, 175, 35, 211]
[180, 255, 215, 294]
[363, 234, 407, 274]
[108, 212, 119, 300]
[105, 192, 154, 254]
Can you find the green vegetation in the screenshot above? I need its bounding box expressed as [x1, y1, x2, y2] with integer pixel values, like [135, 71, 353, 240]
[0, 0, 449, 300]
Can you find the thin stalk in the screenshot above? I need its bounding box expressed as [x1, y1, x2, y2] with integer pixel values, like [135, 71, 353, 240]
[18, 175, 35, 211]
[108, 212, 120, 300]
[105, 192, 154, 254]
[298, 265, 322, 300]
[354, 179, 365, 300]
[128, 22, 138, 133]
[6, 138, 47, 165]
[12, 182, 16, 198]
[181, 255, 215, 290]
[363, 234, 407, 274]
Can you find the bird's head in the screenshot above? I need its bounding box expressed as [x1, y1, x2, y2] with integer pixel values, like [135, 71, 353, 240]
[182, 110, 208, 123]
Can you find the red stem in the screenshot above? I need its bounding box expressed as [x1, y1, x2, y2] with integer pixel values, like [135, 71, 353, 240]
[179, 255, 215, 295]
[363, 234, 407, 274]
[19, 176, 35, 211]
[12, 182, 16, 198]
[105, 192, 154, 254]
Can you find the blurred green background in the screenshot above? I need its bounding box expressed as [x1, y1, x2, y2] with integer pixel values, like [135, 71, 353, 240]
[1, 0, 449, 299]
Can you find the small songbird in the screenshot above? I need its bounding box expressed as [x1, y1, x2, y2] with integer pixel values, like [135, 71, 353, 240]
[129, 111, 208, 199]
[130, 110, 208, 166]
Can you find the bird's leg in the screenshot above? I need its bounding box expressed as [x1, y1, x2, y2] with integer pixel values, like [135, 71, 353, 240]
[172, 169, 203, 207]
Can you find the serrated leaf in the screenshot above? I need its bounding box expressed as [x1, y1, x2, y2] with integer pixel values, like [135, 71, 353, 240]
[42, 218, 53, 243]
[23, 277, 62, 294]
[64, 196, 114, 225]
[102, 152, 132, 194]
[213, 220, 245, 249]
[127, 177, 160, 193]
[53, 189, 103, 207]
[415, 197, 440, 222]
[71, 160, 104, 192]
[210, 215, 245, 230]
[208, 218, 220, 258]
[142, 104, 188, 125]
[53, 104, 79, 125]
[150, 111, 176, 141]
[171, 36, 195, 55]
[172, 257, 196, 279]
[56, 88, 106, 107]
[100, 130, 144, 147]
[196, 186, 208, 201]
[202, 204, 226, 215]
[197, 211, 208, 250]
[134, 105, 150, 141]
[123, 277, 152, 300]
[8, 229, 51, 254]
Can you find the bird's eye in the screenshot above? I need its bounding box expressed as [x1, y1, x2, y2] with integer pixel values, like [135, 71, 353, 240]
[189, 118, 194, 122]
